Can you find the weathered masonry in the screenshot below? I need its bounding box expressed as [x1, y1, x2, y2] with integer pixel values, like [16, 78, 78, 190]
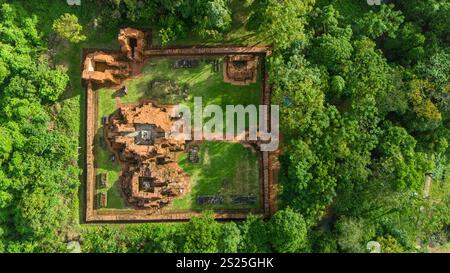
[83, 28, 278, 222]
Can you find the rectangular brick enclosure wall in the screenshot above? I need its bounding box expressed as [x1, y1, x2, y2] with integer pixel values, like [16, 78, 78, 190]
[84, 45, 276, 222]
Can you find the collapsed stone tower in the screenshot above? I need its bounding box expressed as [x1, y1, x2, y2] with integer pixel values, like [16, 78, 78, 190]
[82, 51, 131, 86]
[223, 54, 258, 86]
[118, 28, 146, 62]
[82, 28, 148, 86]
[104, 101, 190, 208]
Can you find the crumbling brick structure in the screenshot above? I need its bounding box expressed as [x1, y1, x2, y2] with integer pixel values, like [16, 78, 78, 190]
[118, 28, 146, 62]
[82, 27, 147, 86]
[223, 54, 258, 86]
[105, 101, 190, 209]
[83, 29, 276, 220]
[82, 51, 131, 85]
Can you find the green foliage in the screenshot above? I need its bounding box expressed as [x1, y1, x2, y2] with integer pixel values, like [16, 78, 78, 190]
[239, 214, 271, 252]
[311, 28, 353, 73]
[203, 0, 232, 36]
[269, 208, 308, 252]
[176, 0, 232, 39]
[335, 217, 375, 253]
[100, 0, 232, 43]
[183, 212, 221, 253]
[159, 26, 178, 46]
[384, 22, 425, 65]
[408, 79, 442, 122]
[310, 230, 338, 253]
[218, 222, 241, 253]
[377, 235, 405, 253]
[52, 13, 86, 43]
[0, 61, 9, 84]
[0, 3, 79, 251]
[248, 0, 315, 50]
[158, 13, 186, 45]
[273, 1, 448, 253]
[330, 75, 345, 95]
[355, 4, 404, 39]
[82, 226, 130, 253]
[374, 122, 430, 191]
[0, 127, 13, 165]
[417, 51, 450, 89]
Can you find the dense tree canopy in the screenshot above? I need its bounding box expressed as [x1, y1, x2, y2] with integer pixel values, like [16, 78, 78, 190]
[52, 13, 86, 43]
[0, 3, 79, 252]
[269, 208, 308, 252]
[272, 0, 448, 252]
[100, 0, 233, 44]
[248, 0, 314, 50]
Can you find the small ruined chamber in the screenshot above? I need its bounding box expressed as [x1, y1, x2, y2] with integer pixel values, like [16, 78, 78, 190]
[118, 27, 146, 62]
[82, 51, 131, 85]
[223, 54, 259, 86]
[105, 101, 190, 209]
[82, 28, 147, 86]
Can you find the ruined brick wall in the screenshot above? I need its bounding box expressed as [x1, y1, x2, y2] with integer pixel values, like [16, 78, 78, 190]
[144, 46, 271, 57]
[118, 28, 146, 62]
[260, 56, 278, 217]
[84, 40, 275, 222]
[85, 82, 97, 221]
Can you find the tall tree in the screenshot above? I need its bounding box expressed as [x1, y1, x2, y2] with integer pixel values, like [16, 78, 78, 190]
[0, 3, 78, 251]
[248, 0, 315, 49]
[269, 208, 308, 252]
[183, 212, 220, 253]
[52, 13, 86, 43]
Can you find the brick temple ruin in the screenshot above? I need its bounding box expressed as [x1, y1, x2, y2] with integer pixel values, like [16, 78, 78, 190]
[223, 54, 258, 85]
[82, 27, 266, 86]
[82, 28, 148, 86]
[104, 101, 190, 208]
[83, 27, 277, 221]
[82, 51, 130, 85]
[118, 27, 147, 62]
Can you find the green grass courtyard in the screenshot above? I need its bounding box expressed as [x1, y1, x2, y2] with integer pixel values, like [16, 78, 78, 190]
[94, 58, 262, 210]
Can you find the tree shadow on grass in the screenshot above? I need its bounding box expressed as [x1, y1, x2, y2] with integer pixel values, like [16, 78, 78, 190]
[94, 127, 120, 173]
[177, 142, 260, 210]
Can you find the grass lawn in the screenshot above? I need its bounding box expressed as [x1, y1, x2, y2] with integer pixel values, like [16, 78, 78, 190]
[95, 134, 128, 210]
[95, 58, 261, 210]
[97, 58, 261, 108]
[172, 142, 260, 210]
